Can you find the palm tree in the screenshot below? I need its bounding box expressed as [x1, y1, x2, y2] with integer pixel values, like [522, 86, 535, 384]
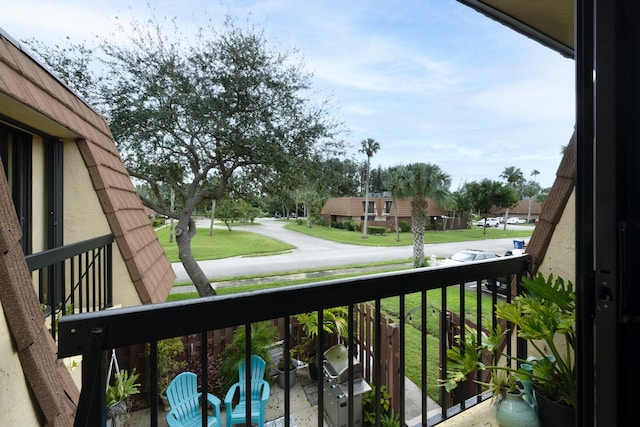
[360, 138, 380, 239]
[383, 166, 406, 242]
[500, 166, 525, 229]
[298, 189, 322, 228]
[396, 163, 451, 268]
[530, 169, 540, 183]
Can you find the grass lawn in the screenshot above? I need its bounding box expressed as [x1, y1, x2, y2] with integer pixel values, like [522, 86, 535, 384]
[156, 226, 295, 263]
[284, 221, 533, 246]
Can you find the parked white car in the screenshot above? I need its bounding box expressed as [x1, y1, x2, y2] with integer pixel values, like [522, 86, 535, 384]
[475, 218, 500, 227]
[507, 217, 527, 224]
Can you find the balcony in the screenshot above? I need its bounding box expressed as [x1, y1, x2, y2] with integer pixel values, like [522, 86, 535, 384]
[58, 253, 530, 426]
[26, 234, 114, 340]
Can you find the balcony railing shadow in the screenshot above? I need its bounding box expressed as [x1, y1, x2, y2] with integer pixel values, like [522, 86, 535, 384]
[58, 253, 530, 426]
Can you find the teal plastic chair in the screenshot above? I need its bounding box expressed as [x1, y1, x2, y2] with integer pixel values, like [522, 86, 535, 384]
[165, 371, 221, 427]
[224, 355, 270, 427]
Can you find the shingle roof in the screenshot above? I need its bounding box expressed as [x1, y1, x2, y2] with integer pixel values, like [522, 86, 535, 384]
[0, 32, 175, 304]
[526, 132, 575, 273]
[0, 30, 176, 423]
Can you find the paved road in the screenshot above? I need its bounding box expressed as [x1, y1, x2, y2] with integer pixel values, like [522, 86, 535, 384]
[171, 218, 531, 282]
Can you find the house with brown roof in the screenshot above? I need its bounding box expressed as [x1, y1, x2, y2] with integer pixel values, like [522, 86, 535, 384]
[493, 199, 543, 222]
[0, 29, 174, 424]
[320, 196, 468, 230]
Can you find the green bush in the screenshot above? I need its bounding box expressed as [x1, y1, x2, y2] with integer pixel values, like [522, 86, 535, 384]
[152, 218, 166, 227]
[220, 321, 278, 394]
[363, 385, 395, 427]
[352, 221, 362, 232]
[399, 221, 411, 232]
[367, 226, 386, 235]
[295, 218, 304, 226]
[331, 221, 344, 229]
[343, 220, 353, 231]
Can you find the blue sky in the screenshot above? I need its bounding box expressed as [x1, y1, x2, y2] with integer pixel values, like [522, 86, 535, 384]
[2, 1, 575, 189]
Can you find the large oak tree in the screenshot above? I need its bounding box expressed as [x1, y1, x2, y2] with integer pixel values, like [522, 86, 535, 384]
[29, 15, 341, 296]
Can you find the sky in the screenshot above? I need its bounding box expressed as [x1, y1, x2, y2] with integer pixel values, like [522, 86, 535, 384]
[1, 0, 575, 190]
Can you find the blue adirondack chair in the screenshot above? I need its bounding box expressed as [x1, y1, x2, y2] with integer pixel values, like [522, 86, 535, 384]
[165, 371, 221, 427]
[224, 355, 270, 427]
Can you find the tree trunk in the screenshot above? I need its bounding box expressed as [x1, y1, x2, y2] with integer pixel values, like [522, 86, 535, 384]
[209, 199, 216, 237]
[176, 216, 216, 296]
[393, 197, 400, 242]
[411, 197, 428, 268]
[503, 208, 510, 231]
[362, 158, 371, 239]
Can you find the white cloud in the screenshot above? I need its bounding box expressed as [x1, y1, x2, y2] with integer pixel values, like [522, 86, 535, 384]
[1, 0, 575, 189]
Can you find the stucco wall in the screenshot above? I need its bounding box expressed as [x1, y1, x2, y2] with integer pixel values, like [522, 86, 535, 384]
[537, 190, 576, 284]
[63, 140, 142, 307]
[0, 302, 41, 424]
[31, 136, 46, 254]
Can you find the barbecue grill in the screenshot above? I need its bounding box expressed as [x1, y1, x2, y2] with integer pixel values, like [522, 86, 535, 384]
[322, 344, 371, 427]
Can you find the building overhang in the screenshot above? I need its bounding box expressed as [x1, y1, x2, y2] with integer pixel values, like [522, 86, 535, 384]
[457, 0, 574, 58]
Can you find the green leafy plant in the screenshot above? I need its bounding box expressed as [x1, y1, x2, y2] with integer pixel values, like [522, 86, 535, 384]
[220, 321, 279, 394]
[442, 273, 576, 408]
[380, 410, 401, 427]
[146, 337, 187, 395]
[106, 368, 141, 406]
[362, 385, 394, 427]
[294, 307, 348, 365]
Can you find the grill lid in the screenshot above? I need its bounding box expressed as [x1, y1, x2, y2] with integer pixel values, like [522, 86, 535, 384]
[323, 344, 361, 383]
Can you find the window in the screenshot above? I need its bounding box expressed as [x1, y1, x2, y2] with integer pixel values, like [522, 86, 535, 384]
[0, 124, 32, 254]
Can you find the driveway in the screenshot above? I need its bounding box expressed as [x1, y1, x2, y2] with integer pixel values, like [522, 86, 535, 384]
[171, 218, 530, 282]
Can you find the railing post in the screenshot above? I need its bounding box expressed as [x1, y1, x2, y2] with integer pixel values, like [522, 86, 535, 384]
[75, 327, 106, 427]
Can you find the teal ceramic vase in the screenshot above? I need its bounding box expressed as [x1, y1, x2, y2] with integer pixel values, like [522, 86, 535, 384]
[493, 391, 540, 427]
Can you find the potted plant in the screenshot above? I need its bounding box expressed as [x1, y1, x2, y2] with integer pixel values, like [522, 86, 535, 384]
[275, 356, 299, 389]
[106, 368, 141, 427]
[146, 337, 187, 411]
[294, 306, 348, 380]
[442, 272, 576, 427]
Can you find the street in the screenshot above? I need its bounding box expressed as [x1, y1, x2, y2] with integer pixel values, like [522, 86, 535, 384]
[171, 218, 531, 282]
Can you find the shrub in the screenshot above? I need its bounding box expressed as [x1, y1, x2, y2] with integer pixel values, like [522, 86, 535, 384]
[331, 221, 343, 229]
[152, 218, 166, 228]
[363, 385, 395, 427]
[367, 226, 386, 235]
[146, 337, 187, 395]
[183, 347, 224, 397]
[314, 218, 329, 227]
[352, 221, 362, 232]
[295, 218, 304, 226]
[220, 321, 278, 394]
[399, 221, 411, 232]
[343, 220, 353, 231]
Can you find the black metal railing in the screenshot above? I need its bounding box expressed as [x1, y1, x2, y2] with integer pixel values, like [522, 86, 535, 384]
[27, 234, 114, 339]
[58, 253, 531, 427]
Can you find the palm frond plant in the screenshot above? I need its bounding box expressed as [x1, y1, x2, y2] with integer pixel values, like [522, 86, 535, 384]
[293, 307, 348, 379]
[442, 273, 576, 409]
